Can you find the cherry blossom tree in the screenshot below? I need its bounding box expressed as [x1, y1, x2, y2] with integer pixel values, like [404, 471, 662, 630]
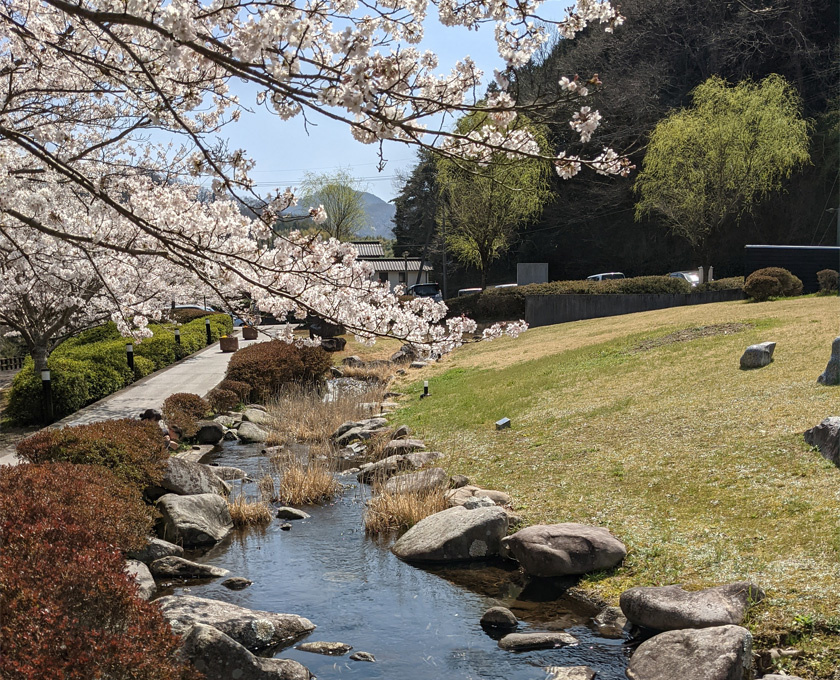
[0, 0, 630, 357]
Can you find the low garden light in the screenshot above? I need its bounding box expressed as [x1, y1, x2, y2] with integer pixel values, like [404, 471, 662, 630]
[40, 369, 53, 423]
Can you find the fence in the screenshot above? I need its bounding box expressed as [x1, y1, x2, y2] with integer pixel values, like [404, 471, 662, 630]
[525, 290, 745, 328]
[0, 356, 26, 371]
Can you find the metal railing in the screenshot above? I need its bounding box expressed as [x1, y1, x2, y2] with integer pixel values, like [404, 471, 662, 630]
[0, 355, 26, 371]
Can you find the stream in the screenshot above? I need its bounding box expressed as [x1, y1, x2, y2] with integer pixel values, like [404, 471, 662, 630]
[160, 441, 631, 679]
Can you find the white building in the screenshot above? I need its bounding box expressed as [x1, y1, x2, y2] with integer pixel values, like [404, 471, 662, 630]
[351, 241, 433, 292]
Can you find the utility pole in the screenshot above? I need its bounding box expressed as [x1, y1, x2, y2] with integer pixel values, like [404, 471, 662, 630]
[441, 205, 448, 300]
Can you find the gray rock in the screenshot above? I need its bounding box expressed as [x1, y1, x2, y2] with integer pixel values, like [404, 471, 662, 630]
[818, 336, 840, 385]
[214, 415, 238, 428]
[150, 556, 229, 579]
[449, 474, 470, 489]
[222, 577, 253, 590]
[125, 559, 155, 600]
[276, 507, 311, 520]
[156, 493, 234, 547]
[626, 625, 752, 680]
[804, 416, 840, 467]
[446, 485, 511, 507]
[480, 606, 518, 630]
[157, 595, 315, 651]
[179, 623, 313, 680]
[128, 537, 184, 564]
[238, 421, 270, 443]
[384, 439, 426, 454]
[195, 421, 226, 445]
[392, 425, 411, 439]
[593, 606, 627, 638]
[392, 505, 508, 563]
[150, 456, 231, 497]
[280, 522, 292, 531]
[544, 667, 596, 680]
[208, 465, 248, 481]
[342, 355, 364, 367]
[296, 642, 352, 656]
[332, 421, 362, 439]
[497, 632, 579, 651]
[349, 652, 375, 662]
[620, 582, 765, 631]
[740, 341, 776, 369]
[359, 417, 388, 431]
[463, 495, 497, 510]
[762, 675, 804, 680]
[357, 453, 441, 484]
[383, 468, 449, 495]
[410, 361, 429, 369]
[502, 523, 626, 577]
[223, 430, 239, 441]
[335, 427, 366, 446]
[330, 366, 344, 378]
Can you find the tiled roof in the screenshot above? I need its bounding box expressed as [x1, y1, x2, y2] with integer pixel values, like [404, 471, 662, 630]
[351, 241, 385, 258]
[370, 259, 432, 272]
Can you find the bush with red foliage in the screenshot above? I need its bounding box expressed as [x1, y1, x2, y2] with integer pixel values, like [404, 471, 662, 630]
[162, 393, 210, 439]
[225, 340, 331, 402]
[217, 379, 252, 402]
[0, 464, 193, 680]
[16, 419, 169, 491]
[207, 387, 239, 413]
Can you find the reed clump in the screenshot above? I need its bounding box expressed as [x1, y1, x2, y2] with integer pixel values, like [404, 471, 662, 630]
[227, 495, 273, 527]
[270, 447, 341, 505]
[364, 487, 448, 535]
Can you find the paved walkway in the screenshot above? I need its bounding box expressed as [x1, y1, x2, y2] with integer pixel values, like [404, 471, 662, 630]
[0, 326, 289, 465]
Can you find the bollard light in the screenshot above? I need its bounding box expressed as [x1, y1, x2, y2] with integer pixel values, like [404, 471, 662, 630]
[205, 317, 212, 345]
[174, 328, 181, 345]
[40, 369, 53, 423]
[126, 343, 134, 370]
[420, 380, 430, 399]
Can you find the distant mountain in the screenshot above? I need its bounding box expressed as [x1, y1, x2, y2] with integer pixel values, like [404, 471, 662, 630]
[356, 192, 395, 240]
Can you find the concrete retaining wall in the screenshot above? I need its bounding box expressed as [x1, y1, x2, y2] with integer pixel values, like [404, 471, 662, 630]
[525, 290, 745, 328]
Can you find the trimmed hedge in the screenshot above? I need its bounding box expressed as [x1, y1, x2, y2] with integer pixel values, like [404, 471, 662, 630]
[7, 314, 232, 425]
[16, 418, 170, 491]
[225, 340, 331, 402]
[744, 267, 803, 301]
[818, 269, 839, 294]
[0, 463, 191, 680]
[695, 276, 744, 292]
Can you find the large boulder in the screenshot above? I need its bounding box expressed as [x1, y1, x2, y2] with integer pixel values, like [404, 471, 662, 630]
[243, 408, 272, 426]
[150, 556, 230, 580]
[128, 537, 184, 564]
[818, 336, 840, 385]
[392, 505, 508, 563]
[626, 625, 752, 680]
[179, 623, 313, 680]
[497, 632, 579, 651]
[446, 485, 511, 507]
[149, 457, 230, 498]
[501, 523, 626, 577]
[156, 493, 233, 547]
[125, 559, 155, 600]
[195, 421, 226, 445]
[620, 582, 765, 631]
[158, 595, 315, 651]
[383, 468, 449, 495]
[238, 421, 270, 443]
[383, 439, 426, 454]
[357, 452, 443, 484]
[804, 416, 840, 467]
[739, 341, 776, 369]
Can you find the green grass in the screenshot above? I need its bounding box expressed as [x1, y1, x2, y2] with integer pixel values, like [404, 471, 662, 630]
[394, 296, 840, 678]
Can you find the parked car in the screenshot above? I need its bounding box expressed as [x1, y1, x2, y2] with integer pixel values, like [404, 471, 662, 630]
[408, 282, 443, 303]
[457, 287, 483, 297]
[494, 283, 518, 289]
[669, 271, 701, 287]
[586, 272, 625, 281]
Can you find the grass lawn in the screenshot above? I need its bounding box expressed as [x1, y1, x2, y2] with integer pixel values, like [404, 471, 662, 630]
[393, 295, 840, 678]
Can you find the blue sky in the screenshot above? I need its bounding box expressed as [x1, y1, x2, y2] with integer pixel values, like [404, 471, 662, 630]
[220, 18, 515, 203]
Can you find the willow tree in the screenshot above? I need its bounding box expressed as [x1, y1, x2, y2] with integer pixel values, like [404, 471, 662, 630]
[437, 114, 552, 288]
[300, 169, 369, 241]
[634, 74, 811, 262]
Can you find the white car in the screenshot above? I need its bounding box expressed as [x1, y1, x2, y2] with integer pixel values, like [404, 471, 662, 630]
[586, 272, 625, 281]
[669, 271, 701, 287]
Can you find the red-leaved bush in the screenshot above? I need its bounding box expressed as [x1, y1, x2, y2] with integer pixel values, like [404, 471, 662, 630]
[0, 464, 195, 680]
[16, 419, 169, 491]
[162, 392, 210, 439]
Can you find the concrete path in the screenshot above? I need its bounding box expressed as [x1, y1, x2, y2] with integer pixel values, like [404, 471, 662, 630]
[0, 325, 289, 465]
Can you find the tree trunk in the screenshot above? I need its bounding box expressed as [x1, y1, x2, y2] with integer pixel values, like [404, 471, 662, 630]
[31, 345, 50, 373]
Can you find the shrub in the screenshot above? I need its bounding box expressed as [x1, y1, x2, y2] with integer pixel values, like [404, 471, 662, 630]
[5, 357, 90, 425]
[744, 273, 782, 301]
[818, 269, 839, 294]
[225, 340, 331, 402]
[695, 276, 745, 292]
[0, 464, 191, 680]
[169, 307, 212, 323]
[217, 379, 252, 401]
[162, 393, 210, 439]
[746, 267, 803, 298]
[207, 387, 239, 413]
[16, 419, 169, 491]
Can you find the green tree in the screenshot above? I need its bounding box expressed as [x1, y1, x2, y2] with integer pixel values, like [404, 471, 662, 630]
[436, 114, 551, 288]
[300, 168, 368, 241]
[634, 74, 811, 262]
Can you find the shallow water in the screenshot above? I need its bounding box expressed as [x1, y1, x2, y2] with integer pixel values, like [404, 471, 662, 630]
[163, 441, 631, 679]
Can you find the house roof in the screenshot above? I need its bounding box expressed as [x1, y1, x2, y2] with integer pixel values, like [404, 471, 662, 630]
[351, 241, 385, 258]
[370, 258, 433, 272]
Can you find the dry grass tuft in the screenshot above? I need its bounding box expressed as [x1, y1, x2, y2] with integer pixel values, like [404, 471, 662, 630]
[270, 449, 341, 505]
[257, 474, 276, 502]
[339, 362, 396, 383]
[265, 382, 386, 445]
[227, 495, 273, 527]
[364, 487, 448, 534]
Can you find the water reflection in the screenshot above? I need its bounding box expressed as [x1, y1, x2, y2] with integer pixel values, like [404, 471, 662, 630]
[161, 441, 630, 679]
